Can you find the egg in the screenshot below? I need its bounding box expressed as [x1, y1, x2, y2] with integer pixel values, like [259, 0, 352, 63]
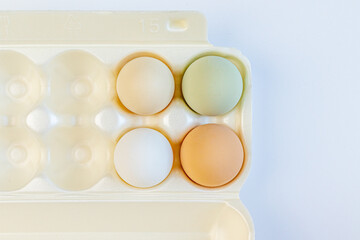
[117, 57, 175, 115]
[182, 56, 243, 116]
[114, 128, 173, 188]
[180, 124, 244, 187]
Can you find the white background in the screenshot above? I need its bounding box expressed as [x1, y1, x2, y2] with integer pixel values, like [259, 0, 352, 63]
[0, 0, 359, 239]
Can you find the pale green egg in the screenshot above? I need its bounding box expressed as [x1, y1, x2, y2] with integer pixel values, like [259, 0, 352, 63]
[182, 56, 243, 116]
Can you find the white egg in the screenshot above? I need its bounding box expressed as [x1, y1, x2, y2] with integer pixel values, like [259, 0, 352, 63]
[114, 128, 173, 188]
[116, 57, 175, 115]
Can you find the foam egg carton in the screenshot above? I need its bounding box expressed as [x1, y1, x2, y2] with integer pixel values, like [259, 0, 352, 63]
[0, 12, 253, 240]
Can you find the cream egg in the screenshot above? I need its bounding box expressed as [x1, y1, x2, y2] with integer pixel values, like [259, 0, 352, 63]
[117, 57, 175, 115]
[114, 128, 173, 188]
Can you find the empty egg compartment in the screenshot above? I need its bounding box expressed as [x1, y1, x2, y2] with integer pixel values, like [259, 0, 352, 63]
[0, 127, 45, 191]
[0, 51, 46, 117]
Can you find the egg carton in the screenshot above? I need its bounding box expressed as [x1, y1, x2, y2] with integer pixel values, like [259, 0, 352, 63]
[0, 12, 253, 240]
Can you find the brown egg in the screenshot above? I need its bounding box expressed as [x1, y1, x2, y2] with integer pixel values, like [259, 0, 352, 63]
[180, 124, 244, 187]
